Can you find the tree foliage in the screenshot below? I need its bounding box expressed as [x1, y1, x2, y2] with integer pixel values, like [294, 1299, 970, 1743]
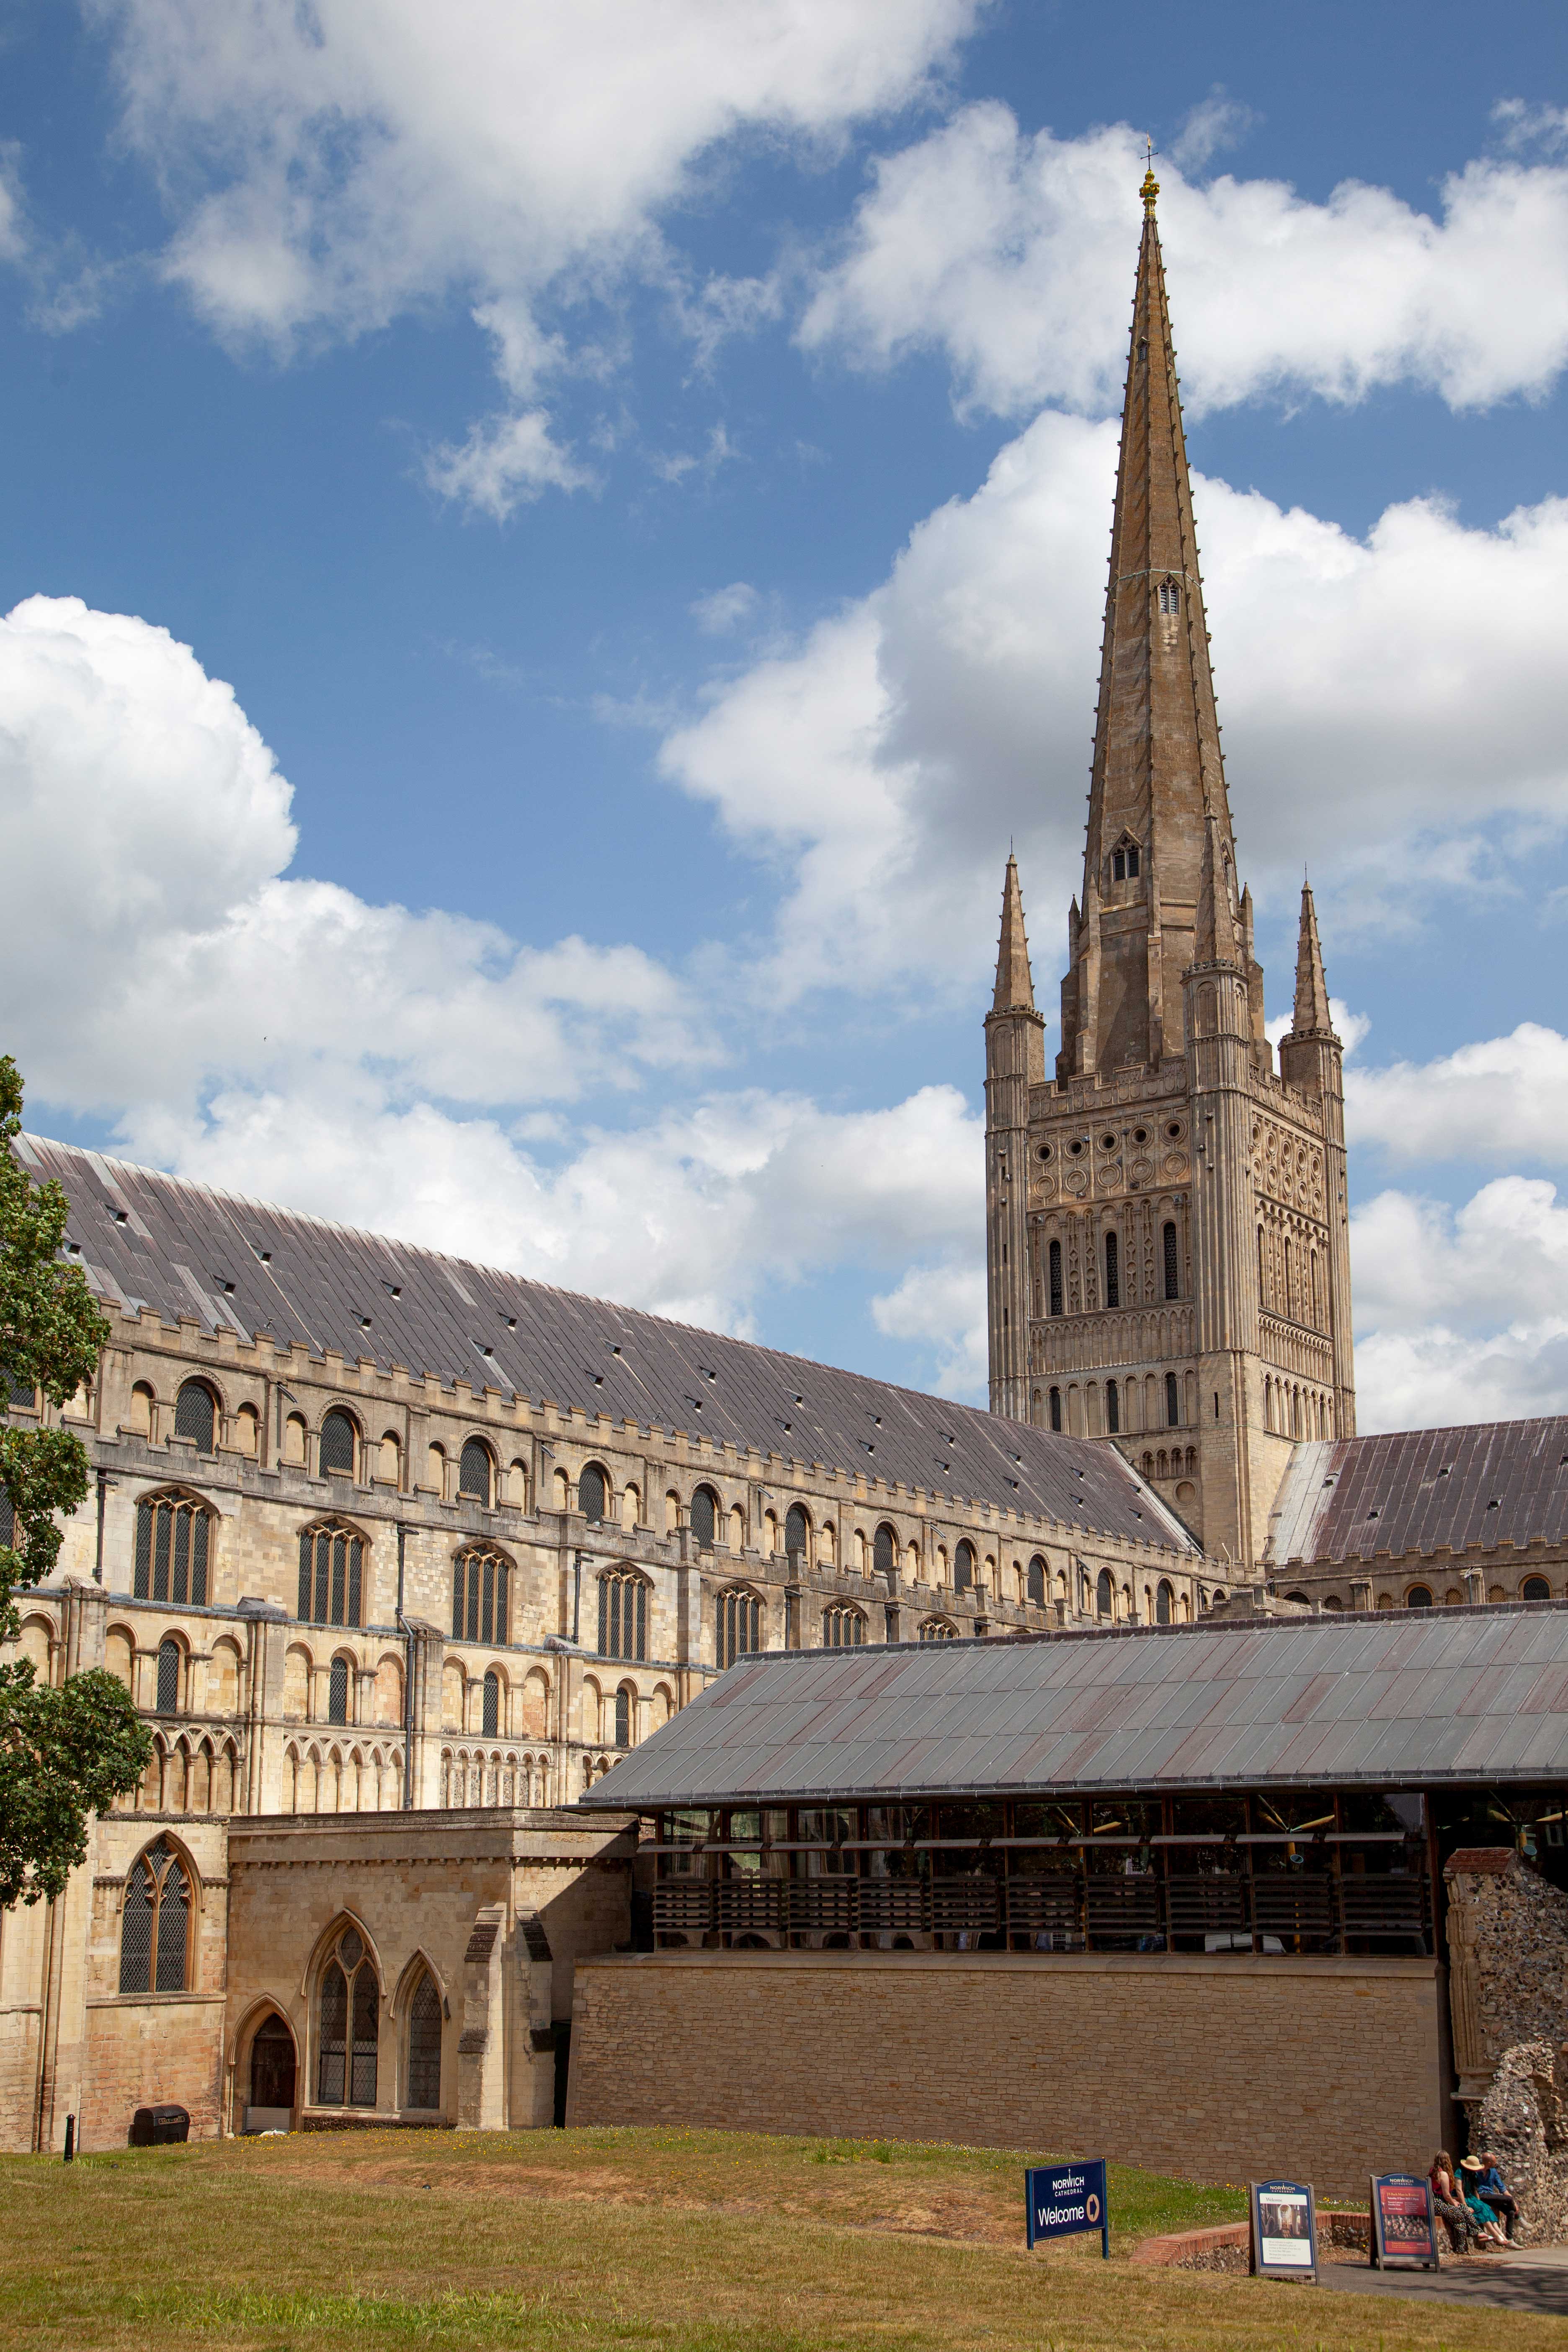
[1, 1057, 150, 1904]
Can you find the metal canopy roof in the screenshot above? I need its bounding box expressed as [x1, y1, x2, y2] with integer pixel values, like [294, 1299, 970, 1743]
[1267, 1422, 1568, 1567]
[578, 1604, 1568, 1809]
[15, 1133, 1196, 1556]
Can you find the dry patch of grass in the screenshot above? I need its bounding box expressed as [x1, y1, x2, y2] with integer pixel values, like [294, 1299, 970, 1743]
[0, 2127, 1556, 2352]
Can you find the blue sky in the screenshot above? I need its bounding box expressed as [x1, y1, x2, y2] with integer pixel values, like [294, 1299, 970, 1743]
[3, 0, 1568, 1429]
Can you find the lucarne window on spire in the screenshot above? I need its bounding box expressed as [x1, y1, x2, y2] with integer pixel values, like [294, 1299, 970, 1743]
[1158, 580, 1180, 616]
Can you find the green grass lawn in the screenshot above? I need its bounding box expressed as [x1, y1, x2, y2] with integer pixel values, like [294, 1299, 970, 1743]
[0, 2125, 1554, 2352]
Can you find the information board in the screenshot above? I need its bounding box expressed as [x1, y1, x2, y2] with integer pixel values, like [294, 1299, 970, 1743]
[1248, 2179, 1318, 2281]
[1025, 2159, 1109, 2259]
[1369, 2173, 1440, 2270]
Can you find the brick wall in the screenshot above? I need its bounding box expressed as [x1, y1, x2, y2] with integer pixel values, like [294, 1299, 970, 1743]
[567, 1949, 1442, 2194]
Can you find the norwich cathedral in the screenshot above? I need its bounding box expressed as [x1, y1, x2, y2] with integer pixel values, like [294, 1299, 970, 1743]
[3, 171, 1566, 2177]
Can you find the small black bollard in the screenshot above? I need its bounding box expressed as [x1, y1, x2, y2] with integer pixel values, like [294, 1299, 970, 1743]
[63, 2115, 75, 2162]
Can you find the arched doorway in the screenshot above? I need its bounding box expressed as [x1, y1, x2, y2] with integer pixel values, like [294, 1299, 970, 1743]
[246, 2013, 297, 2132]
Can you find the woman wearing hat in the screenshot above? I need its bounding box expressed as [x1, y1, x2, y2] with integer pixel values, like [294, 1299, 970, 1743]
[1429, 2153, 1475, 2253]
[1458, 2157, 1510, 2246]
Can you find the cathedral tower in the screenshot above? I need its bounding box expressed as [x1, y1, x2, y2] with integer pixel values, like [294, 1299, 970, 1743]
[983, 167, 1356, 1570]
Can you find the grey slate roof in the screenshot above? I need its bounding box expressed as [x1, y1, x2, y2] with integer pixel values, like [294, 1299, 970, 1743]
[16, 1133, 1196, 1555]
[1266, 1421, 1568, 1568]
[578, 1603, 1568, 1808]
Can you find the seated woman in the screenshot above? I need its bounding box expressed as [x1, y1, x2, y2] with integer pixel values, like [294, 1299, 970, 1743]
[1458, 2157, 1510, 2247]
[1428, 2153, 1473, 2253]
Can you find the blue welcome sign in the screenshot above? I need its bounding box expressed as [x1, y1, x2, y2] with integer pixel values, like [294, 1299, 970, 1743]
[1025, 2159, 1109, 2258]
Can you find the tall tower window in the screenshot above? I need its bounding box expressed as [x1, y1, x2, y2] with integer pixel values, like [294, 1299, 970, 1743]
[1104, 1231, 1120, 1310]
[1106, 1380, 1120, 1435]
[1163, 1221, 1179, 1300]
[1048, 1386, 1062, 1432]
[1166, 1372, 1180, 1428]
[1048, 1239, 1063, 1318]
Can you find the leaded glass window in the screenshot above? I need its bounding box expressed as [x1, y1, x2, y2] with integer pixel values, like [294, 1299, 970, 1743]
[690, 1486, 717, 1549]
[1027, 1555, 1046, 1605]
[406, 1971, 441, 2110]
[155, 1638, 180, 1715]
[458, 1439, 493, 1507]
[1049, 1237, 1063, 1317]
[919, 1618, 956, 1641]
[614, 1686, 630, 1746]
[134, 1493, 211, 1605]
[784, 1504, 808, 1556]
[317, 1924, 378, 2108]
[1166, 1370, 1180, 1427]
[328, 1657, 349, 1725]
[578, 1464, 607, 1524]
[954, 1541, 974, 1593]
[1096, 1568, 1113, 1618]
[1104, 1230, 1120, 1310]
[1163, 1220, 1179, 1301]
[319, 1410, 356, 1478]
[717, 1588, 762, 1669]
[597, 1571, 647, 1661]
[1106, 1379, 1120, 1435]
[873, 1524, 895, 1579]
[1156, 1579, 1173, 1625]
[823, 1605, 864, 1648]
[451, 1547, 510, 1645]
[119, 1838, 191, 1995]
[297, 1523, 364, 1627]
[173, 1381, 216, 1453]
[482, 1669, 500, 1738]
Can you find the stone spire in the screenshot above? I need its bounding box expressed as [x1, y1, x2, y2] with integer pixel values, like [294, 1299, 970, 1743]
[1290, 878, 1335, 1037]
[1057, 165, 1256, 1080]
[1194, 813, 1241, 966]
[993, 854, 1036, 1012]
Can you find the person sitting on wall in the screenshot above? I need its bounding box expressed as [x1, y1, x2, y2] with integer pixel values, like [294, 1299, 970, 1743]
[1475, 2152, 1521, 2243]
[1458, 2157, 1511, 2247]
[1429, 2153, 1475, 2254]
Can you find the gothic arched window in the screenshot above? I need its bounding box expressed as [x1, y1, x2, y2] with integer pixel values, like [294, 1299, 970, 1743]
[1156, 1580, 1173, 1626]
[919, 1617, 956, 1641]
[598, 1569, 648, 1661]
[328, 1656, 350, 1725]
[452, 1546, 510, 1645]
[1026, 1555, 1046, 1605]
[1163, 1221, 1179, 1301]
[1095, 1568, 1113, 1619]
[1106, 1380, 1120, 1435]
[458, 1439, 493, 1508]
[135, 1491, 212, 1605]
[823, 1604, 865, 1649]
[406, 1969, 442, 2111]
[1049, 1238, 1063, 1318]
[298, 1521, 364, 1627]
[119, 1836, 192, 1994]
[1158, 580, 1180, 616]
[954, 1541, 975, 1593]
[784, 1504, 809, 1557]
[1166, 1371, 1180, 1429]
[717, 1587, 762, 1669]
[690, 1486, 718, 1550]
[1104, 1230, 1119, 1310]
[1049, 1386, 1062, 1432]
[482, 1669, 500, 1738]
[614, 1686, 631, 1746]
[155, 1638, 181, 1715]
[578, 1463, 607, 1524]
[319, 1409, 357, 1478]
[317, 1923, 378, 2108]
[173, 1381, 217, 1454]
[873, 1523, 896, 1579]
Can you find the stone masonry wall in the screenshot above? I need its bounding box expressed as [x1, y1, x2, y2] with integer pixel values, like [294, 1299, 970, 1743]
[1445, 1851, 1568, 2102]
[567, 1949, 1442, 2195]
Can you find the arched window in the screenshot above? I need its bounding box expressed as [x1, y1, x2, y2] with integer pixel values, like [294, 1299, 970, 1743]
[1096, 1568, 1112, 1619]
[954, 1540, 975, 1593]
[1524, 1576, 1552, 1602]
[451, 1547, 510, 1645]
[328, 1657, 349, 1725]
[1163, 1221, 1179, 1301]
[717, 1587, 762, 1668]
[1048, 1238, 1063, 1318]
[823, 1604, 865, 1648]
[1104, 1231, 1119, 1310]
[1406, 1585, 1433, 1609]
[249, 2014, 296, 2118]
[614, 1687, 631, 1747]
[784, 1504, 809, 1557]
[1156, 1579, 1173, 1626]
[1165, 1371, 1180, 1428]
[690, 1486, 718, 1550]
[873, 1524, 896, 1579]
[1026, 1555, 1046, 1606]
[119, 1836, 191, 1994]
[919, 1618, 956, 1641]
[598, 1569, 648, 1661]
[155, 1638, 181, 1715]
[173, 1381, 217, 1454]
[458, 1439, 493, 1508]
[298, 1522, 364, 1628]
[317, 1924, 378, 2108]
[1158, 580, 1179, 616]
[320, 1409, 357, 1478]
[5, 1369, 36, 1411]
[578, 1463, 607, 1524]
[482, 1669, 500, 1738]
[1106, 1380, 1120, 1435]
[0, 1485, 12, 1548]
[1049, 1386, 1062, 1432]
[406, 1969, 442, 2110]
[135, 1491, 212, 1606]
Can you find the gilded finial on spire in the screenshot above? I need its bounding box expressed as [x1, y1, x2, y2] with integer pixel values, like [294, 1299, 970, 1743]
[1141, 137, 1159, 215]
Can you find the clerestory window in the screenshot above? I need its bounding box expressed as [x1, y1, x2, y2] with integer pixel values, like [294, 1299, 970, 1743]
[1049, 1238, 1063, 1318]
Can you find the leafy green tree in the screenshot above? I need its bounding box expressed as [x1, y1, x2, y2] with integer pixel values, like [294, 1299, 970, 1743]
[1, 1057, 150, 1904]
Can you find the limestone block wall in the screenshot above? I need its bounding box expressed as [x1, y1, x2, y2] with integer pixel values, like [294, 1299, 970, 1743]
[567, 1948, 1442, 2194]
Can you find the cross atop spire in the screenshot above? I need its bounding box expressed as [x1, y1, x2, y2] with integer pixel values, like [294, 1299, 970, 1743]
[993, 853, 1036, 1013]
[1056, 172, 1254, 1080]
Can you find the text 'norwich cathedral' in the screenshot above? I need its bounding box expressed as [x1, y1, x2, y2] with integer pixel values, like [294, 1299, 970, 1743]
[3, 169, 1568, 2162]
